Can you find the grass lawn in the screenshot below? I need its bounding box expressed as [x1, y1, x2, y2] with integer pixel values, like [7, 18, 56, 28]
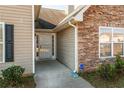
[82, 72, 124, 88]
[0, 75, 36, 88]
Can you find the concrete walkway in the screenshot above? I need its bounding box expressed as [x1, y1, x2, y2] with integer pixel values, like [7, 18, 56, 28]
[35, 60, 93, 88]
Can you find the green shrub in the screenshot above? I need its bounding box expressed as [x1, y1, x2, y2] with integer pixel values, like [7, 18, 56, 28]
[115, 54, 124, 69]
[98, 63, 116, 81]
[1, 65, 25, 86]
[0, 77, 9, 88]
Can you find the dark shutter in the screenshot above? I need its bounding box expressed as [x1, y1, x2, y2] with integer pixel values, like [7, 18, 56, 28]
[5, 24, 14, 62]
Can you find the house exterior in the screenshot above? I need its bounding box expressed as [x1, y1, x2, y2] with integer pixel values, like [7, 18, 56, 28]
[0, 5, 124, 75]
[36, 5, 124, 72]
[0, 6, 34, 74]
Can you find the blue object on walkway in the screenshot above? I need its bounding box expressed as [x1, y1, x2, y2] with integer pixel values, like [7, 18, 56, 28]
[70, 71, 79, 79]
[79, 64, 85, 70]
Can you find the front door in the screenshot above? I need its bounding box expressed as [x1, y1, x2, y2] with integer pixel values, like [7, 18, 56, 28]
[39, 33, 53, 60]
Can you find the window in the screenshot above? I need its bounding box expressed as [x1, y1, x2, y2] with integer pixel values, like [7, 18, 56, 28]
[113, 28, 124, 56]
[36, 35, 39, 56]
[52, 35, 54, 56]
[99, 27, 124, 58]
[0, 23, 5, 62]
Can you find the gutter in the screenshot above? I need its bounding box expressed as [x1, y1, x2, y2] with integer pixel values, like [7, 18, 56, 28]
[53, 5, 91, 32]
[58, 5, 86, 25]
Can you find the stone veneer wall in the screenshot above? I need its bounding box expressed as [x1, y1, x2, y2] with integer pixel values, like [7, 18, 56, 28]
[77, 5, 124, 72]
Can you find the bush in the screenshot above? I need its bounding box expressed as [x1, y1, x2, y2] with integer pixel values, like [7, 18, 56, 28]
[1, 65, 25, 86]
[98, 63, 116, 81]
[115, 55, 124, 69]
[0, 77, 9, 88]
[114, 55, 124, 74]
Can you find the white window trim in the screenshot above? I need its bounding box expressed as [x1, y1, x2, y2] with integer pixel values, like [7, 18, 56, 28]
[0, 22, 5, 63]
[99, 26, 124, 59]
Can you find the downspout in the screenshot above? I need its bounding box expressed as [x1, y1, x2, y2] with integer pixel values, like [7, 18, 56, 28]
[68, 21, 78, 73]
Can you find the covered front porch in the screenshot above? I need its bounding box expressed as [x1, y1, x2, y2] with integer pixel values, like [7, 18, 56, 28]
[35, 28, 76, 71]
[34, 6, 79, 73]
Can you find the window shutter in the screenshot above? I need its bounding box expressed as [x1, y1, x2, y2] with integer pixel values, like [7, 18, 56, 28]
[5, 24, 14, 62]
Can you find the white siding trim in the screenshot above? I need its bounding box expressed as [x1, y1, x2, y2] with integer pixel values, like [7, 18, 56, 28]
[3, 22, 5, 63]
[0, 22, 5, 63]
[32, 6, 35, 73]
[99, 27, 100, 58]
[112, 27, 114, 57]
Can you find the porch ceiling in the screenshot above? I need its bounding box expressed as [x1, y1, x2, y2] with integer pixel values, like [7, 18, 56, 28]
[35, 5, 90, 33]
[39, 8, 66, 25]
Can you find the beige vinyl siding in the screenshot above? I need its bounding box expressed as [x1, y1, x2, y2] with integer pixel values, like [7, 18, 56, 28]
[0, 6, 33, 74]
[57, 27, 75, 70]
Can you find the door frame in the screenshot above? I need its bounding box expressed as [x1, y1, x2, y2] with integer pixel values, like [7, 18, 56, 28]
[35, 32, 56, 60]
